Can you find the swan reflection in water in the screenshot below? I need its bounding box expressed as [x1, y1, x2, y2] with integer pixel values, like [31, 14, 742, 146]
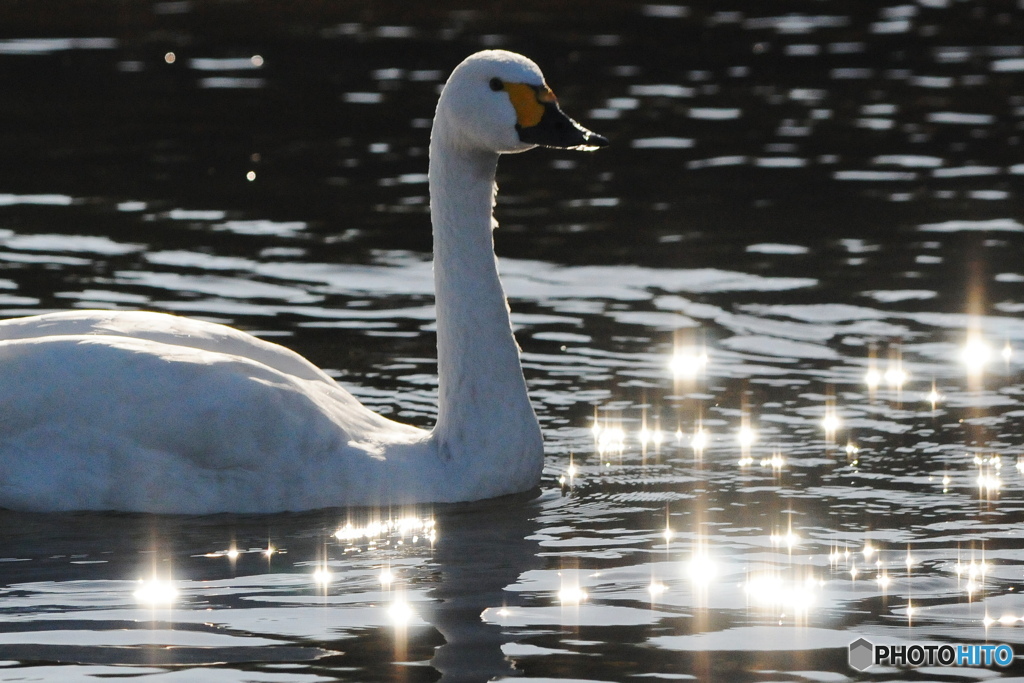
[0, 498, 543, 678]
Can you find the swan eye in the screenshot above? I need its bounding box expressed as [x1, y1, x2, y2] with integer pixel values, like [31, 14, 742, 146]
[489, 77, 504, 92]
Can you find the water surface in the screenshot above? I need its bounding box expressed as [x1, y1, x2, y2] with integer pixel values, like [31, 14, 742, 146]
[2, 1, 1024, 681]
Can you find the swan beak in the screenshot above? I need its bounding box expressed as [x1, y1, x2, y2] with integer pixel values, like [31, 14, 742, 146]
[516, 101, 608, 151]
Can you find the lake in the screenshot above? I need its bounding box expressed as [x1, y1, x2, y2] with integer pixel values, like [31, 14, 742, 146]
[2, 1, 1024, 681]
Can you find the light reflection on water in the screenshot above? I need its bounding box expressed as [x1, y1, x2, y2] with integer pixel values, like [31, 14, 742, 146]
[3, 0, 1024, 681]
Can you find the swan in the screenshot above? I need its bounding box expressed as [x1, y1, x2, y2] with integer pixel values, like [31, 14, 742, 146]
[0, 50, 606, 513]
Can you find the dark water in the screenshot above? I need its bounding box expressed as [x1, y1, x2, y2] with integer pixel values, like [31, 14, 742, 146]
[3, 1, 1024, 681]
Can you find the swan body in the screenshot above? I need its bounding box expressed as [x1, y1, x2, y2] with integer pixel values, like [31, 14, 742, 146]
[0, 50, 605, 513]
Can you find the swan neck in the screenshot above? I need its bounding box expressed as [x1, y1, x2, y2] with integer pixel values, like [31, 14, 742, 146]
[427, 127, 541, 467]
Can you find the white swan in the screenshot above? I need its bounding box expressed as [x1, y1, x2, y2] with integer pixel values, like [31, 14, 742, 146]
[0, 50, 606, 513]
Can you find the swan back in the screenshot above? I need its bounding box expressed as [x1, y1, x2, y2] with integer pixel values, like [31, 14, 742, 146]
[0, 310, 336, 385]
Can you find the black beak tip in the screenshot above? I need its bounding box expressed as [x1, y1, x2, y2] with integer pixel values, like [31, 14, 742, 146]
[517, 102, 610, 150]
[585, 131, 609, 148]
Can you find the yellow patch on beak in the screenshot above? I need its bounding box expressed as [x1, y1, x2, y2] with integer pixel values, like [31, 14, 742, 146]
[504, 82, 556, 128]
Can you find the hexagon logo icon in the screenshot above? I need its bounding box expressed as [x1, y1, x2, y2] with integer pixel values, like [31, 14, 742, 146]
[849, 637, 874, 671]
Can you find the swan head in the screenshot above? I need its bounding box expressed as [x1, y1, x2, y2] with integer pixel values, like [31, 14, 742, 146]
[434, 50, 607, 154]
